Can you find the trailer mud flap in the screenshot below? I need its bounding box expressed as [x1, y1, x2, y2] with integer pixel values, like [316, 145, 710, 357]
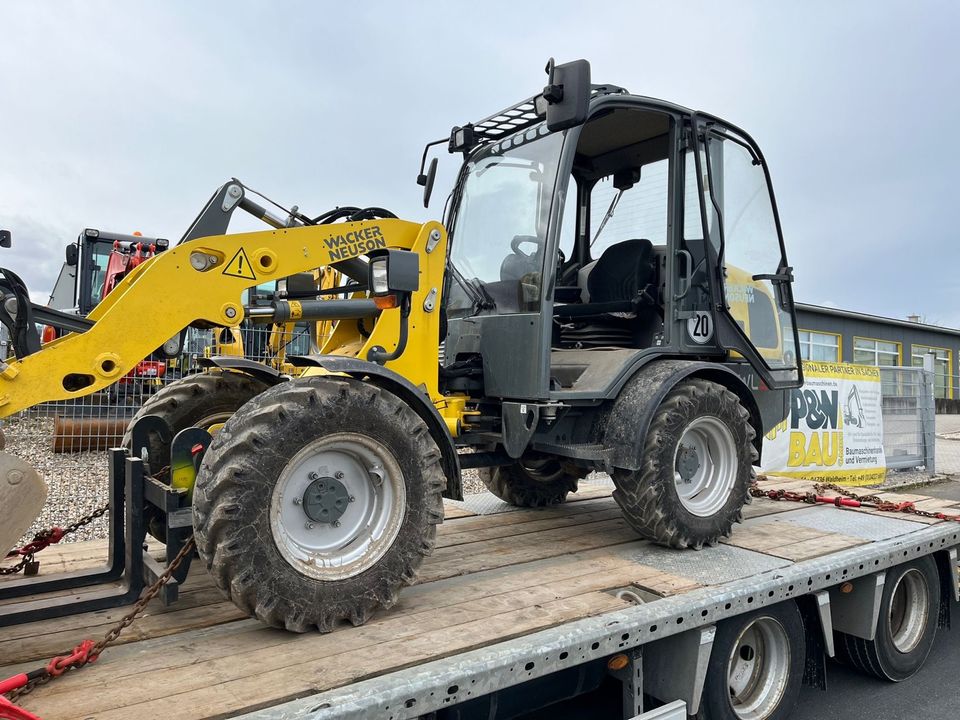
[0, 451, 47, 556]
[829, 571, 885, 640]
[642, 625, 715, 715]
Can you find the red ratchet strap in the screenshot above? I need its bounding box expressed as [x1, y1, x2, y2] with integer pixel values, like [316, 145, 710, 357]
[0, 672, 44, 720]
[45, 640, 97, 677]
[12, 529, 64, 558]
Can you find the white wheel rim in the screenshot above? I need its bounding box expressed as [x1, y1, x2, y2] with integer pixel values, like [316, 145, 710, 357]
[727, 616, 792, 719]
[888, 568, 929, 653]
[673, 416, 737, 517]
[270, 432, 406, 581]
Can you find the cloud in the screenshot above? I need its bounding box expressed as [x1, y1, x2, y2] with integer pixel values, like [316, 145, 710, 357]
[0, 1, 957, 327]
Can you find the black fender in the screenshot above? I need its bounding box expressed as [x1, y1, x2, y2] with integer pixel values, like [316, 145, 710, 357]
[198, 356, 287, 386]
[601, 359, 764, 471]
[287, 355, 463, 501]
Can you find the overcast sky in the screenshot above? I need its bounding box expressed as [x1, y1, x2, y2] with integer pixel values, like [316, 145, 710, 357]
[1, 2, 957, 325]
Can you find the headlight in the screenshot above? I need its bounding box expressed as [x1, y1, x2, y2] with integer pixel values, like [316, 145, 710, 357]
[370, 258, 389, 295]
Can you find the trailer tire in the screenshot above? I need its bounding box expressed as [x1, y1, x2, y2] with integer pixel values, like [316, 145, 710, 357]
[478, 454, 585, 507]
[837, 556, 940, 682]
[122, 370, 269, 474]
[612, 379, 755, 549]
[192, 376, 445, 632]
[699, 602, 805, 720]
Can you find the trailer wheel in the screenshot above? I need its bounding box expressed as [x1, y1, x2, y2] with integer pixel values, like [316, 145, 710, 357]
[478, 454, 585, 507]
[122, 370, 269, 473]
[700, 603, 805, 720]
[837, 556, 940, 682]
[192, 376, 445, 632]
[612, 379, 754, 549]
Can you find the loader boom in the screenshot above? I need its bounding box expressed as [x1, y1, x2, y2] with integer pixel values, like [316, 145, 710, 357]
[0, 219, 448, 416]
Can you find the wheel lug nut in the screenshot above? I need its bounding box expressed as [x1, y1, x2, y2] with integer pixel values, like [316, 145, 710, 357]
[293, 497, 301, 505]
[309, 472, 319, 480]
[348, 495, 355, 503]
[333, 520, 341, 527]
[335, 471, 344, 479]
[305, 522, 314, 529]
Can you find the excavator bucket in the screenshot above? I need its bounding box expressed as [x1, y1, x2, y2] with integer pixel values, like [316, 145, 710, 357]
[0, 449, 47, 556]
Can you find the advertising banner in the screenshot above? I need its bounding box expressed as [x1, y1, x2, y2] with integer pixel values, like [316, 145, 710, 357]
[761, 361, 886, 486]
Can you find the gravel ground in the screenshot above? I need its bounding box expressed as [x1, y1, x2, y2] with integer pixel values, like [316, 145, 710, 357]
[4, 415, 111, 546]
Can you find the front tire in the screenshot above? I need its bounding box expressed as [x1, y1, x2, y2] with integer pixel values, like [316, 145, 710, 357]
[612, 378, 755, 549]
[192, 376, 445, 632]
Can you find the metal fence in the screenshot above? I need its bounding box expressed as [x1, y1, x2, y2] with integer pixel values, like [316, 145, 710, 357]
[879, 365, 936, 473]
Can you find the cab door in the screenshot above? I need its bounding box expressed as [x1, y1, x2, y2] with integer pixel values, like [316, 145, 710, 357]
[693, 115, 803, 389]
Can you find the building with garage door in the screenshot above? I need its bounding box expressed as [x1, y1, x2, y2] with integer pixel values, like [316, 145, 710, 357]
[796, 303, 959, 400]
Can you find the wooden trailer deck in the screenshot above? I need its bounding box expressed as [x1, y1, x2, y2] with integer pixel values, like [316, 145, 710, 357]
[3, 478, 959, 720]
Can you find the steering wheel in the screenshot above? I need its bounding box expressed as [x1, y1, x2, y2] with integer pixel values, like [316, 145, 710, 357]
[510, 235, 542, 258]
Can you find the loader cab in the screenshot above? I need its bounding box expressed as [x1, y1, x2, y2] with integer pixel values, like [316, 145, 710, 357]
[442, 90, 802, 401]
[61, 230, 169, 315]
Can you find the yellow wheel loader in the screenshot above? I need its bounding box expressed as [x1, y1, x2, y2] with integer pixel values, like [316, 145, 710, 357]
[0, 58, 803, 631]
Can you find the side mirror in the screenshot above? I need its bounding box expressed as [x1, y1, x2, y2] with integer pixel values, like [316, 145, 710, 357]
[65, 242, 79, 266]
[0, 230, 10, 249]
[418, 157, 438, 208]
[538, 58, 591, 132]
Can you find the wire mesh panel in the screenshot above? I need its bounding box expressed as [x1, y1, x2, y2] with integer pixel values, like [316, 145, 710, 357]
[879, 366, 935, 472]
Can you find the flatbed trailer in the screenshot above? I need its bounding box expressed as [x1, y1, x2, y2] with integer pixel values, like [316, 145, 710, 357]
[2, 477, 959, 720]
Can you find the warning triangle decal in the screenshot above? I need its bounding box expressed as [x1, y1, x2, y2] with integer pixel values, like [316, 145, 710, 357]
[222, 247, 257, 280]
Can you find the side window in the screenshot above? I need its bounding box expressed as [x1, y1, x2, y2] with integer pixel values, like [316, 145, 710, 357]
[589, 158, 668, 258]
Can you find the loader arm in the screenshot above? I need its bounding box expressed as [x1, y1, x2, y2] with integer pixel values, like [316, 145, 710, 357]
[0, 219, 448, 417]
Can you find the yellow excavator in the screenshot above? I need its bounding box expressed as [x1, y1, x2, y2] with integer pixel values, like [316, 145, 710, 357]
[0, 58, 803, 631]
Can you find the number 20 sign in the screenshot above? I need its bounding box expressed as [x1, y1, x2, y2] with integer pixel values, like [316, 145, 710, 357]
[687, 311, 713, 344]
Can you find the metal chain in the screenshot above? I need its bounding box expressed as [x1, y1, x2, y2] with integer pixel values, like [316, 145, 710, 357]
[6, 537, 196, 702]
[813, 482, 884, 505]
[750, 481, 960, 522]
[1, 504, 110, 576]
[61, 505, 110, 536]
[0, 554, 32, 576]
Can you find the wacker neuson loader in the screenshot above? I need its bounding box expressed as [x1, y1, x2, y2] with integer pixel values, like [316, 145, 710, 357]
[0, 59, 803, 632]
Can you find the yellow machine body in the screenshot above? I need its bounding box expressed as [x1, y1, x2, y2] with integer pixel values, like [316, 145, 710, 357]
[0, 219, 465, 430]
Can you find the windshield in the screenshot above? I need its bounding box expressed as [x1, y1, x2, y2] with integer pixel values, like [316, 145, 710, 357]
[85, 241, 113, 310]
[448, 127, 565, 315]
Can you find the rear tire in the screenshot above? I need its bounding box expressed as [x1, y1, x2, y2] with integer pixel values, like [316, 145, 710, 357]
[699, 603, 805, 720]
[612, 379, 755, 549]
[478, 454, 586, 507]
[837, 556, 940, 681]
[192, 376, 445, 632]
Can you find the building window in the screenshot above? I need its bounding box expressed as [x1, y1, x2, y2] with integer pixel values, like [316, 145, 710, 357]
[852, 337, 901, 367]
[912, 345, 952, 399]
[798, 330, 841, 362]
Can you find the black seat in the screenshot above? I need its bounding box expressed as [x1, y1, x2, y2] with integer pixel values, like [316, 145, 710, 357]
[555, 238, 656, 319]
